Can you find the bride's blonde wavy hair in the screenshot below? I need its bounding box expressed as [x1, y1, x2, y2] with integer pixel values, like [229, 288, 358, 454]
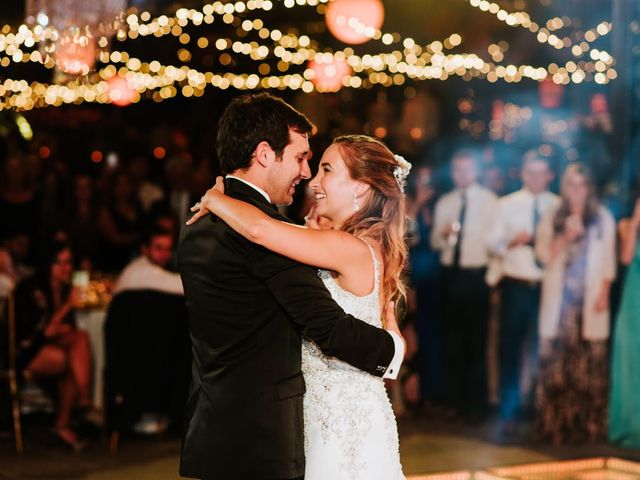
[332, 135, 408, 321]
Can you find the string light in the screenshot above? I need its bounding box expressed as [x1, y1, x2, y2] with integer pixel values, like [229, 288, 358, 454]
[0, 0, 616, 111]
[463, 0, 612, 59]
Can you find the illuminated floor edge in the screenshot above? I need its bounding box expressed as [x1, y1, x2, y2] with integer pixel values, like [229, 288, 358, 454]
[406, 457, 640, 479]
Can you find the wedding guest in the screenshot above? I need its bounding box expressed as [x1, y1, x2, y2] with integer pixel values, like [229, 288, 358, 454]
[0, 248, 16, 296]
[149, 153, 195, 227]
[66, 174, 101, 271]
[534, 163, 615, 444]
[107, 226, 187, 436]
[113, 226, 183, 295]
[3, 232, 35, 283]
[431, 150, 498, 420]
[128, 155, 164, 213]
[609, 197, 640, 447]
[407, 165, 442, 404]
[482, 164, 507, 196]
[41, 157, 72, 231]
[488, 152, 559, 435]
[17, 241, 92, 451]
[97, 170, 144, 272]
[0, 155, 42, 263]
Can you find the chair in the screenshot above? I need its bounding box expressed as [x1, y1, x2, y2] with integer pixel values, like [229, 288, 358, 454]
[0, 289, 24, 453]
[105, 289, 190, 453]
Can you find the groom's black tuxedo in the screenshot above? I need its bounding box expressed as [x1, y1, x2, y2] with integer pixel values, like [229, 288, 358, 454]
[178, 178, 396, 480]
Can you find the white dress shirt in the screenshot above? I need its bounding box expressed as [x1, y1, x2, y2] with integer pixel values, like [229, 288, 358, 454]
[488, 189, 560, 282]
[226, 175, 271, 203]
[431, 183, 498, 268]
[114, 256, 184, 296]
[226, 174, 404, 379]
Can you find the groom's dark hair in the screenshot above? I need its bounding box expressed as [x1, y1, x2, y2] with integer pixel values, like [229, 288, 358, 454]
[216, 93, 315, 175]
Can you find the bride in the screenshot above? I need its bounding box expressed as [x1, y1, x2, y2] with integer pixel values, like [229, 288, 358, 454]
[188, 134, 408, 479]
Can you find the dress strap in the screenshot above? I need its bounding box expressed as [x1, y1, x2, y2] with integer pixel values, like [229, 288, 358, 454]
[360, 239, 380, 296]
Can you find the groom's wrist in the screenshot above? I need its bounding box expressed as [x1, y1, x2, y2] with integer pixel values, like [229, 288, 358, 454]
[382, 331, 404, 380]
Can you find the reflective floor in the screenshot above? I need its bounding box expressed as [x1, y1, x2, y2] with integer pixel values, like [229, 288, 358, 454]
[2, 413, 640, 479]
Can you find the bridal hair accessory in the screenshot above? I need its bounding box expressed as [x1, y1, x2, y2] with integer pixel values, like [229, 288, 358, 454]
[393, 154, 412, 193]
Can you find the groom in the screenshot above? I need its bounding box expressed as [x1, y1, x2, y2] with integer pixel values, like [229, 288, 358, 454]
[178, 93, 404, 480]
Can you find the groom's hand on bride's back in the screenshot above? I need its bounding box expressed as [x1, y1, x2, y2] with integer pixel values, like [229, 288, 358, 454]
[385, 302, 407, 360]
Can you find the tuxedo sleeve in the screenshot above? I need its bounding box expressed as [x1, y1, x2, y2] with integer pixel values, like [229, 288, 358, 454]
[247, 246, 396, 378]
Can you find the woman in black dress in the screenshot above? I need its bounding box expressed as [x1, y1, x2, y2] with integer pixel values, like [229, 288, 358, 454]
[19, 241, 92, 450]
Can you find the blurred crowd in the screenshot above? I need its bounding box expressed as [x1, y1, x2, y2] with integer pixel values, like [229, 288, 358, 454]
[401, 148, 640, 447]
[0, 149, 198, 449]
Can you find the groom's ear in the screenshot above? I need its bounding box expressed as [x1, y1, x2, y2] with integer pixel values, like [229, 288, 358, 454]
[254, 141, 276, 168]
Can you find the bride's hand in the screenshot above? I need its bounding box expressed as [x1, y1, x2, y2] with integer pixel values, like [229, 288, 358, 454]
[303, 205, 320, 229]
[186, 176, 225, 225]
[303, 205, 333, 230]
[384, 301, 407, 359]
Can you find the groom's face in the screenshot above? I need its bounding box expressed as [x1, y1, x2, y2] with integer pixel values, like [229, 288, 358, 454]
[267, 130, 312, 206]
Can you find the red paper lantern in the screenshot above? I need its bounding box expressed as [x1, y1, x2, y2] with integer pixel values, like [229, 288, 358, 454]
[590, 93, 609, 114]
[325, 0, 385, 45]
[107, 75, 136, 107]
[308, 57, 351, 92]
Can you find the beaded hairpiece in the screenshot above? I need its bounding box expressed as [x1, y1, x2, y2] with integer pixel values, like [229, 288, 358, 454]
[393, 154, 412, 193]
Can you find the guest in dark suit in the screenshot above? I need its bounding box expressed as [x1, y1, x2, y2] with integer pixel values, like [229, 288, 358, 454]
[178, 93, 404, 480]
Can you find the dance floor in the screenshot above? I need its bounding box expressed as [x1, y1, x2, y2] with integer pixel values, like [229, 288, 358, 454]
[3, 415, 640, 479]
[408, 458, 640, 479]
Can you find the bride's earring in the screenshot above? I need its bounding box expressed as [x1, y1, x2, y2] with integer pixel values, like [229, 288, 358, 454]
[353, 192, 360, 212]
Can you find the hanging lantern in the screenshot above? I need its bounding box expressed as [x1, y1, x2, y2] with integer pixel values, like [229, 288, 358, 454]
[54, 30, 96, 75]
[25, 0, 126, 75]
[590, 93, 609, 114]
[539, 78, 564, 109]
[107, 75, 136, 107]
[325, 0, 385, 45]
[308, 56, 351, 92]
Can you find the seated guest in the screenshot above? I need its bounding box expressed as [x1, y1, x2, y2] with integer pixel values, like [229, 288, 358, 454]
[17, 241, 92, 451]
[3, 232, 35, 283]
[106, 226, 187, 436]
[114, 226, 182, 295]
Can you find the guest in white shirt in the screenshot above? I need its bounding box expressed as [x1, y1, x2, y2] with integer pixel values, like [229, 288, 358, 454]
[487, 152, 559, 433]
[110, 226, 184, 435]
[431, 149, 497, 420]
[114, 226, 183, 296]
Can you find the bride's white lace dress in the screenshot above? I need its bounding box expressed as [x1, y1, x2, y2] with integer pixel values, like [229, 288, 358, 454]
[302, 243, 405, 479]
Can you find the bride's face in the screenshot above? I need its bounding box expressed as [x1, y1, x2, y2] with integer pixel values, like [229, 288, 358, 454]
[309, 144, 364, 229]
